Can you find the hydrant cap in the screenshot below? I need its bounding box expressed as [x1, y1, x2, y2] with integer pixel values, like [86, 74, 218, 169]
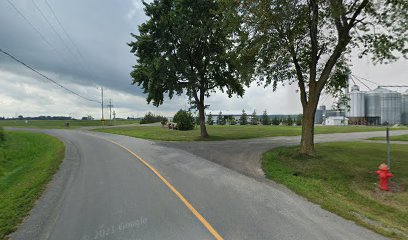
[379, 163, 389, 170]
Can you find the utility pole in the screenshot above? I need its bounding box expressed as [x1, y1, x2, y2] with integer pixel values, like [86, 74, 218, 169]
[107, 99, 114, 126]
[386, 128, 391, 170]
[101, 87, 104, 121]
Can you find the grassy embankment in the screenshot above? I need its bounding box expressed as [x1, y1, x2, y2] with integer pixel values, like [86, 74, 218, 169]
[369, 134, 408, 142]
[94, 124, 406, 141]
[262, 142, 407, 239]
[0, 119, 139, 129]
[0, 128, 65, 239]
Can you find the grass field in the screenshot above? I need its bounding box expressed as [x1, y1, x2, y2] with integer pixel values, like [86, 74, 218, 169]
[262, 142, 408, 239]
[0, 130, 65, 239]
[94, 124, 406, 141]
[370, 134, 408, 142]
[0, 119, 139, 129]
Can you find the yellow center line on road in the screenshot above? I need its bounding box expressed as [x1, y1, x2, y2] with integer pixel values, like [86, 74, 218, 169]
[93, 134, 224, 240]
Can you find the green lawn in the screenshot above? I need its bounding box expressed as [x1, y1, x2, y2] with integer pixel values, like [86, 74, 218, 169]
[370, 134, 408, 142]
[94, 124, 406, 141]
[0, 119, 139, 129]
[262, 142, 408, 239]
[0, 130, 65, 239]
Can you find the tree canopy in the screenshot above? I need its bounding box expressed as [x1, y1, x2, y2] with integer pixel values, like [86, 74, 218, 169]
[261, 110, 270, 125]
[236, 0, 408, 154]
[129, 0, 246, 137]
[239, 109, 248, 125]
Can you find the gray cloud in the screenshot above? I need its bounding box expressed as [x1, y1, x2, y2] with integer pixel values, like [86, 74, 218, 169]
[0, 0, 407, 118]
[0, 0, 145, 94]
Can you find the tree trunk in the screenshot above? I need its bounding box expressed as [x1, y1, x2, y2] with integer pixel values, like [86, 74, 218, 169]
[300, 107, 315, 154]
[198, 103, 209, 138]
[300, 98, 319, 155]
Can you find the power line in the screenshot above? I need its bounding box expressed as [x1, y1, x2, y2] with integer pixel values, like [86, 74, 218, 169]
[8, 0, 76, 67]
[351, 74, 379, 86]
[351, 75, 371, 90]
[0, 48, 101, 104]
[6, 0, 52, 47]
[378, 85, 408, 88]
[34, 0, 96, 80]
[44, 0, 96, 78]
[349, 76, 356, 85]
[321, 94, 330, 105]
[31, 0, 76, 61]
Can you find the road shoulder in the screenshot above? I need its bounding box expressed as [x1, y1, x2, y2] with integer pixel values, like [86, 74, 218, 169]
[10, 134, 80, 240]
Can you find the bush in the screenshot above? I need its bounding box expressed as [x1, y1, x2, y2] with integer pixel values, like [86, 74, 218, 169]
[173, 110, 195, 131]
[161, 119, 168, 126]
[271, 117, 280, 125]
[140, 112, 168, 124]
[287, 116, 293, 126]
[0, 127, 5, 142]
[296, 114, 303, 126]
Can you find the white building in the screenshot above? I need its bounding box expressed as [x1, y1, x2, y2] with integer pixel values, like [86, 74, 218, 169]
[325, 116, 349, 126]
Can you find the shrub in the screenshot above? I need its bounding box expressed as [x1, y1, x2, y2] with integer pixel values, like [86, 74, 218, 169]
[296, 114, 303, 126]
[287, 116, 293, 126]
[271, 117, 280, 125]
[140, 112, 168, 124]
[161, 119, 168, 126]
[173, 110, 195, 131]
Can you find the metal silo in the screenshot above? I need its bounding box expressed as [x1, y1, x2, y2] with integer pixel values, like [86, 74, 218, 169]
[402, 90, 408, 124]
[347, 85, 365, 117]
[378, 87, 401, 124]
[365, 88, 381, 118]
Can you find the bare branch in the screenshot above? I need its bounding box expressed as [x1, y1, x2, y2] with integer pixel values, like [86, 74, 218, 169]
[289, 46, 308, 106]
[309, 0, 319, 82]
[347, 0, 369, 28]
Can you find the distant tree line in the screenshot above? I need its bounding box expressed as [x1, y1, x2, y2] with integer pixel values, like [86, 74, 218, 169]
[0, 115, 73, 120]
[81, 115, 94, 120]
[207, 110, 303, 126]
[140, 112, 168, 124]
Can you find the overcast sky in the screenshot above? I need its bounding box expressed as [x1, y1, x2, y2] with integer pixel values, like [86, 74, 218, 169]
[0, 0, 407, 119]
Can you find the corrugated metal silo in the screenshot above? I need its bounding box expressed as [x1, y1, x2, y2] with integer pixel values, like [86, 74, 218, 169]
[402, 91, 408, 124]
[365, 89, 381, 118]
[347, 85, 365, 117]
[378, 87, 401, 124]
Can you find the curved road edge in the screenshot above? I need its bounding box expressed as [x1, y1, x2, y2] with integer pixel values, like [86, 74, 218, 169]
[10, 131, 81, 240]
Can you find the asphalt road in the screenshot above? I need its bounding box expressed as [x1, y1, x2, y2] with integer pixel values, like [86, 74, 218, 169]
[10, 130, 392, 240]
[160, 130, 408, 179]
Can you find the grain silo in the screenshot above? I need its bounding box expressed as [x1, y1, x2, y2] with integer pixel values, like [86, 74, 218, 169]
[365, 88, 381, 124]
[402, 90, 408, 124]
[347, 85, 365, 117]
[380, 88, 401, 124]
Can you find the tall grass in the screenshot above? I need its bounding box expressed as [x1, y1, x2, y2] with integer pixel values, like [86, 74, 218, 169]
[0, 131, 64, 238]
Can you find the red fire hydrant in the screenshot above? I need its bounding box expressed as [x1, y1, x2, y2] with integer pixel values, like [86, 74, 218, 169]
[375, 163, 393, 191]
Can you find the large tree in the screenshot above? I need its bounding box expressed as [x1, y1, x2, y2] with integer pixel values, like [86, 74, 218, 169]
[129, 0, 245, 137]
[236, 0, 408, 154]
